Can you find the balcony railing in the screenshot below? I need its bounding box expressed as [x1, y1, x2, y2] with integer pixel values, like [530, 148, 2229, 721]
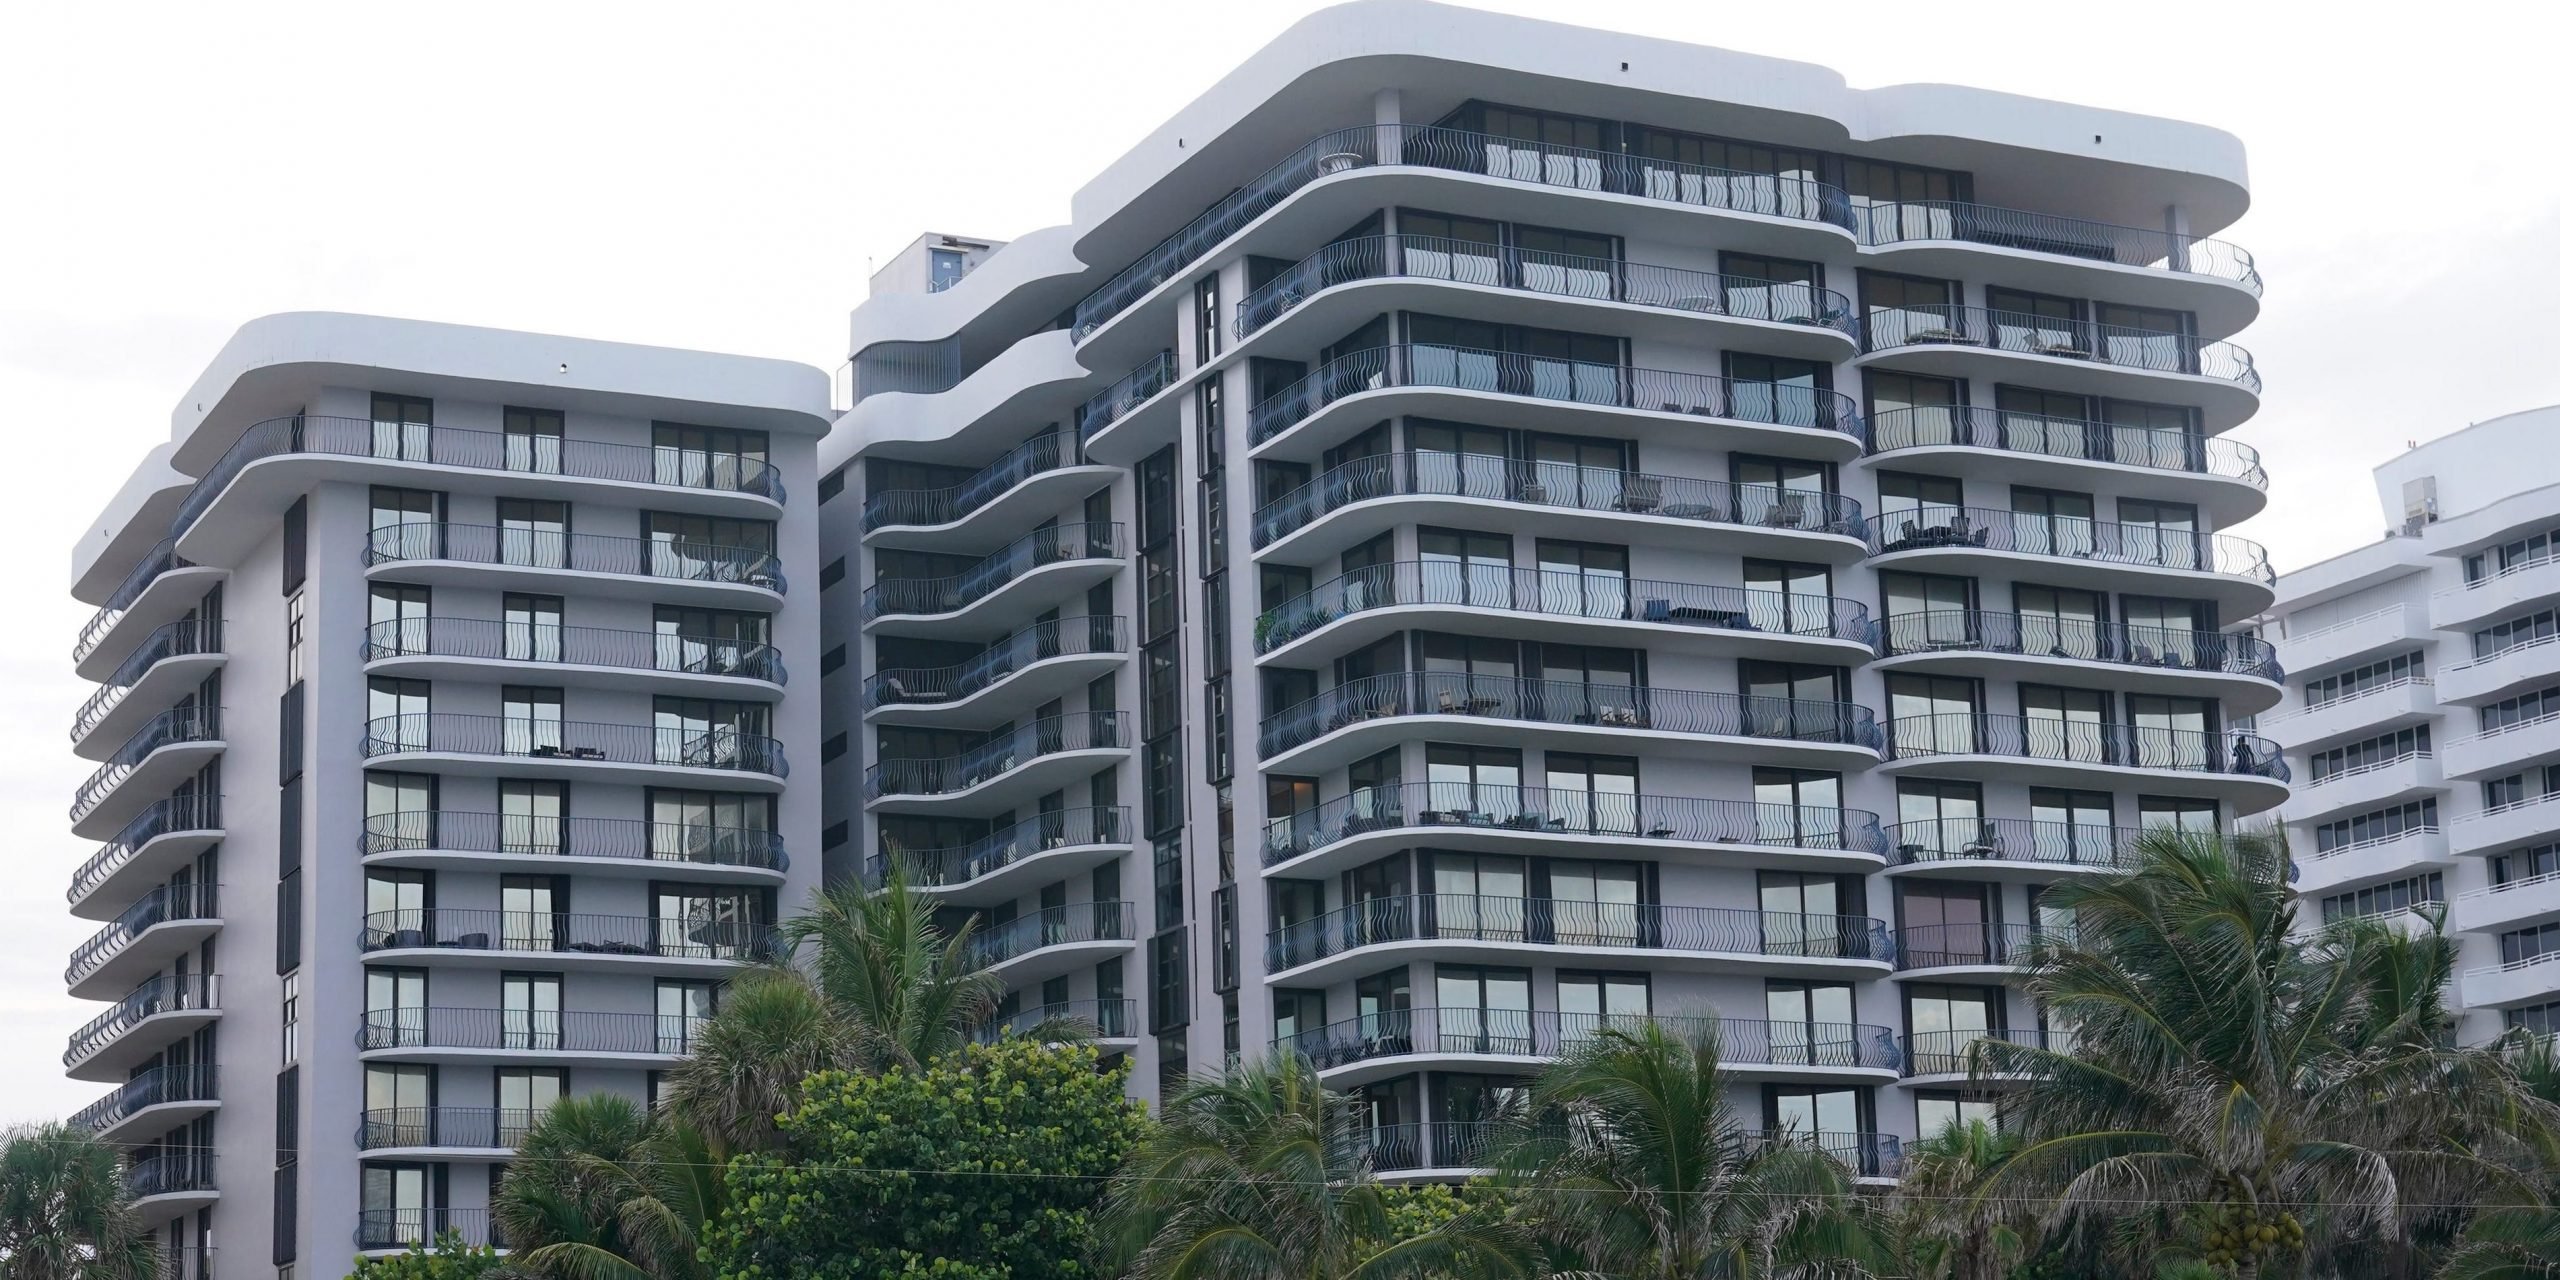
[72, 618, 220, 743]
[359, 908, 776, 962]
[1279, 1008, 1901, 1073]
[1252, 451, 1866, 549]
[865, 712, 1125, 799]
[1262, 783, 1887, 869]
[1865, 407, 2266, 489]
[1267, 895, 1893, 973]
[1351, 1119, 1502, 1172]
[358, 1207, 502, 1252]
[360, 714, 788, 778]
[864, 432, 1083, 531]
[1246, 344, 1862, 447]
[1855, 199, 2260, 294]
[1256, 561, 1873, 655]
[1882, 712, 2289, 783]
[1898, 922, 2073, 971]
[358, 1106, 543, 1151]
[1904, 1026, 2056, 1077]
[866, 616, 1126, 709]
[359, 1007, 708, 1057]
[364, 523, 786, 593]
[1742, 1128, 1907, 1179]
[1858, 304, 2259, 391]
[1883, 817, 2148, 870]
[1259, 671, 1880, 759]
[966, 900, 1134, 968]
[64, 974, 218, 1069]
[71, 707, 222, 826]
[1234, 233, 1860, 341]
[862, 522, 1124, 621]
[975, 997, 1139, 1043]
[125, 1148, 216, 1200]
[67, 882, 219, 986]
[74, 539, 197, 667]
[2299, 752, 2435, 792]
[873, 806, 1132, 888]
[71, 1063, 218, 1134]
[1867, 506, 2274, 584]
[359, 811, 787, 872]
[1077, 351, 1180, 445]
[71, 794, 223, 906]
[1878, 610, 2281, 682]
[362, 618, 786, 684]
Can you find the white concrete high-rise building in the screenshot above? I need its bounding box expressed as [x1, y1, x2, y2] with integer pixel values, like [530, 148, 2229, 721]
[2257, 407, 2560, 1043]
[824, 0, 2283, 1185]
[65, 313, 830, 1274]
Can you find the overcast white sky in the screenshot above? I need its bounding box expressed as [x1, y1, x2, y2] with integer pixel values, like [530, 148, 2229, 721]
[1, 1, 2554, 1124]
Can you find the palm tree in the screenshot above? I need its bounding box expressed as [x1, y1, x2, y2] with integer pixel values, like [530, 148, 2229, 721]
[1484, 1019, 1887, 1278]
[658, 965, 846, 1156]
[1892, 1118, 2028, 1280]
[781, 857, 1004, 1073]
[491, 1094, 717, 1280]
[1975, 826, 2550, 1278]
[0, 1124, 159, 1279]
[1096, 1052, 1529, 1279]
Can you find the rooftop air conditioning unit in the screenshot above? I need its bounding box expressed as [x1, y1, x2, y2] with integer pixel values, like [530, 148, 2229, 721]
[2401, 476, 2439, 536]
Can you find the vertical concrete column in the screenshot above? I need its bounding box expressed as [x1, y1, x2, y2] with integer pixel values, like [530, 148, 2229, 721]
[2165, 203, 2192, 272]
[1375, 87, 1403, 166]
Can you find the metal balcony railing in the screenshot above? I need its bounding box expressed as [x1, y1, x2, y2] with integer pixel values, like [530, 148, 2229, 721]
[966, 901, 1135, 968]
[74, 539, 199, 667]
[70, 1063, 218, 1134]
[1252, 451, 1866, 549]
[64, 974, 218, 1070]
[70, 794, 223, 906]
[1261, 783, 1887, 869]
[72, 618, 221, 743]
[974, 998, 1139, 1043]
[359, 1007, 709, 1057]
[357, 1207, 502, 1252]
[357, 1106, 544, 1151]
[846, 337, 965, 406]
[1350, 1119, 1504, 1172]
[866, 616, 1126, 709]
[70, 706, 222, 826]
[1903, 1026, 2056, 1077]
[1878, 609, 2282, 682]
[1866, 505, 2275, 584]
[1246, 344, 1862, 447]
[359, 811, 787, 872]
[862, 523, 1124, 621]
[865, 712, 1125, 800]
[1855, 199, 2260, 294]
[361, 618, 786, 684]
[1077, 351, 1180, 445]
[1897, 922, 2074, 971]
[360, 714, 787, 778]
[67, 882, 219, 986]
[1266, 894, 1893, 973]
[125, 1148, 216, 1199]
[1258, 671, 1880, 759]
[1881, 817, 2147, 870]
[1882, 712, 2289, 783]
[358, 908, 776, 962]
[1234, 233, 1859, 341]
[1278, 1007, 1902, 1073]
[1740, 1128, 1907, 1179]
[872, 807, 1132, 888]
[1858, 303, 2258, 391]
[1255, 561, 1873, 655]
[864, 433, 1083, 531]
[364, 522, 786, 593]
[1865, 406, 2266, 489]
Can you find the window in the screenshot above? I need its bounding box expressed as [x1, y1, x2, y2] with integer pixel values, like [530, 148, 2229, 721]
[1547, 753, 1639, 836]
[280, 971, 300, 1064]
[363, 1064, 432, 1146]
[1886, 673, 1978, 756]
[1915, 1092, 2000, 1138]
[2466, 525, 2560, 583]
[506, 594, 565, 663]
[368, 486, 442, 561]
[820, 557, 846, 589]
[367, 583, 429, 658]
[370, 393, 433, 461]
[504, 686, 566, 755]
[2493, 843, 2560, 886]
[654, 606, 769, 675]
[2512, 1003, 2560, 1036]
[2304, 652, 2424, 707]
[1435, 966, 1533, 1053]
[817, 466, 846, 503]
[1764, 980, 1857, 1064]
[658, 979, 717, 1053]
[1764, 1085, 1874, 1171]
[1719, 251, 1826, 322]
[364, 967, 428, 1047]
[503, 973, 563, 1050]
[1899, 882, 1992, 967]
[2476, 608, 2560, 662]
[2027, 788, 2116, 863]
[654, 884, 764, 959]
[2126, 693, 2214, 770]
[284, 592, 306, 684]
[359, 1163, 431, 1248]
[1754, 768, 1844, 848]
[1876, 472, 1963, 541]
[1723, 352, 1834, 429]
[1903, 983, 2000, 1074]
[1555, 970, 1648, 1042]
[2308, 726, 2431, 782]
[1194, 273, 1222, 361]
[1432, 852, 1528, 941]
[655, 696, 769, 768]
[2313, 799, 2435, 853]
[496, 1070, 564, 1144]
[2500, 921, 2560, 968]
[283, 497, 308, 594]
[1761, 871, 1859, 956]
[2483, 683, 2560, 734]
[653, 423, 770, 492]
[2012, 487, 2097, 557]
[2321, 873, 2443, 923]
[497, 498, 570, 569]
[2139, 796, 2220, 833]
[1743, 559, 1835, 634]
[503, 407, 564, 474]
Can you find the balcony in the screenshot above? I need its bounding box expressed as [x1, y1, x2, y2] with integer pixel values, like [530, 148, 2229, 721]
[2285, 753, 2442, 824]
[1875, 609, 2281, 713]
[360, 811, 786, 881]
[2277, 606, 2431, 679]
[360, 715, 787, 789]
[71, 1063, 220, 1145]
[363, 618, 785, 693]
[1865, 406, 2266, 524]
[125, 1148, 217, 1219]
[70, 707, 223, 839]
[2291, 827, 2452, 898]
[1246, 343, 1864, 462]
[73, 539, 226, 680]
[66, 883, 221, 1001]
[358, 908, 776, 972]
[875, 806, 1133, 906]
[865, 712, 1126, 813]
[1881, 817, 2145, 880]
[865, 616, 1127, 727]
[70, 795, 223, 920]
[357, 1207, 502, 1254]
[1878, 713, 2290, 811]
[2463, 953, 2560, 1011]
[974, 998, 1140, 1049]
[1076, 350, 1182, 462]
[863, 432, 1114, 551]
[153, 1247, 217, 1280]
[862, 522, 1124, 637]
[1252, 452, 1868, 564]
[1233, 234, 1857, 361]
[965, 901, 1136, 986]
[2447, 713, 2560, 781]
[2458, 870, 2560, 937]
[1868, 507, 2274, 614]
[2439, 635, 2560, 706]
[358, 1106, 541, 1156]
[1856, 199, 2259, 329]
[1895, 921, 2066, 979]
[1265, 895, 1894, 987]
[1901, 1026, 2055, 1083]
[359, 1007, 708, 1065]
[1257, 671, 1879, 776]
[2262, 678, 2436, 754]
[1263, 784, 1885, 880]
[1348, 1119, 1496, 1180]
[2432, 556, 2560, 631]
[363, 522, 784, 606]
[64, 974, 220, 1081]
[1256, 562, 1873, 668]
[1280, 1007, 1901, 1090]
[1855, 304, 2258, 425]
[71, 619, 223, 755]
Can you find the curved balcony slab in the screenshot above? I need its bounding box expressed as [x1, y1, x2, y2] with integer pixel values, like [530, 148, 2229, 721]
[1873, 611, 2282, 716]
[2288, 828, 2452, 898]
[863, 442, 1119, 553]
[1878, 714, 2289, 815]
[974, 999, 1142, 1055]
[1854, 305, 2257, 430]
[359, 812, 786, 884]
[72, 1064, 220, 1146]
[63, 974, 221, 1082]
[66, 885, 223, 1002]
[1867, 509, 2274, 617]
[70, 712, 225, 841]
[2450, 795, 2560, 857]
[877, 807, 1133, 908]
[865, 618, 1128, 730]
[2286, 755, 2443, 824]
[359, 619, 784, 699]
[2459, 870, 2560, 937]
[69, 797, 224, 921]
[125, 1151, 218, 1223]
[843, 328, 1093, 462]
[846, 225, 1092, 376]
[1266, 896, 1894, 989]
[359, 1008, 704, 1068]
[2463, 955, 2560, 1011]
[74, 564, 228, 682]
[2276, 606, 2431, 680]
[1076, 350, 1185, 466]
[354, 1207, 503, 1256]
[1856, 201, 2257, 338]
[2431, 559, 2560, 631]
[72, 620, 224, 758]
[2261, 679, 2436, 755]
[359, 908, 772, 976]
[861, 523, 1123, 640]
[361, 715, 787, 791]
[1880, 818, 2146, 882]
[1863, 408, 2266, 526]
[356, 1106, 537, 1161]
[1897, 1027, 2055, 1088]
[865, 713, 1127, 816]
[1891, 923, 2062, 984]
[966, 902, 1137, 988]
[2439, 636, 2560, 707]
[363, 523, 783, 609]
[2447, 715, 2560, 782]
[1284, 1007, 1900, 1092]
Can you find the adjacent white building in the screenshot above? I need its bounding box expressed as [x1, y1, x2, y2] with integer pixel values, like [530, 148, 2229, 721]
[2258, 406, 2560, 1042]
